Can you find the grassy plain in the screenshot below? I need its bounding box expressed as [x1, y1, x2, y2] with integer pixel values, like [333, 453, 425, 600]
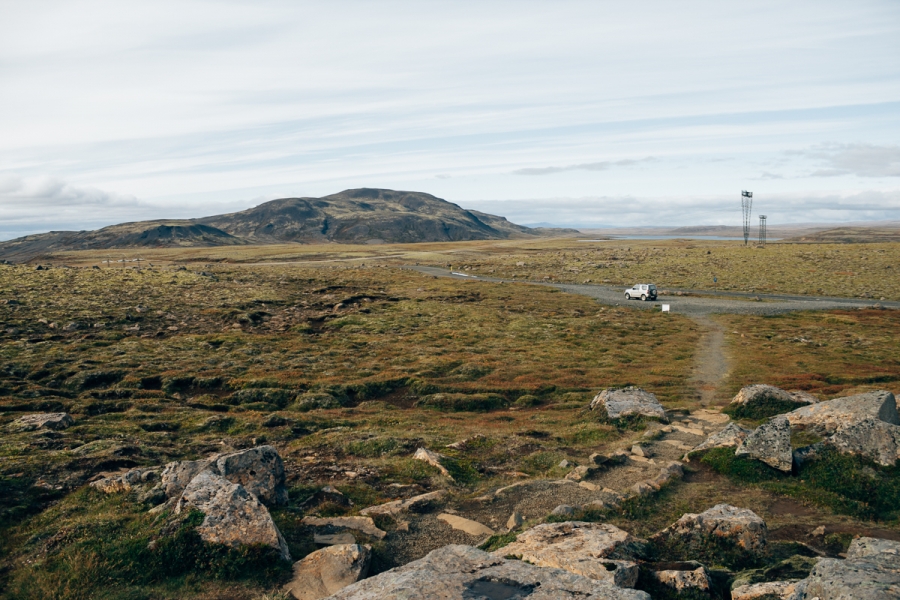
[1, 238, 899, 598]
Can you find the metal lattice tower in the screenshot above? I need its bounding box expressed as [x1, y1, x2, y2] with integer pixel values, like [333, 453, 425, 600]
[758, 215, 767, 247]
[741, 191, 753, 245]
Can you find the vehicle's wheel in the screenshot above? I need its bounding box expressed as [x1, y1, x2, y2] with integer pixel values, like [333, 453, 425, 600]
[625, 293, 631, 300]
[641, 294, 647, 301]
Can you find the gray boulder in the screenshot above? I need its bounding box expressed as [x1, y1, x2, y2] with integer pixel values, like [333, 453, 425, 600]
[827, 418, 900, 467]
[653, 504, 767, 553]
[785, 390, 898, 435]
[590, 387, 667, 422]
[736, 416, 793, 472]
[175, 470, 291, 561]
[690, 422, 752, 454]
[495, 521, 645, 588]
[283, 544, 371, 600]
[803, 537, 900, 599]
[731, 385, 814, 408]
[10, 412, 74, 431]
[158, 458, 212, 499]
[212, 445, 288, 506]
[327, 544, 650, 599]
[731, 580, 806, 600]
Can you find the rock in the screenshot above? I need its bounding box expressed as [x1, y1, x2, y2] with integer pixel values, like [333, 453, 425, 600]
[90, 468, 157, 494]
[785, 390, 899, 435]
[731, 555, 819, 590]
[507, 511, 524, 530]
[631, 444, 648, 457]
[10, 412, 74, 432]
[803, 536, 900, 599]
[731, 384, 811, 409]
[551, 505, 578, 517]
[631, 481, 655, 495]
[689, 422, 753, 455]
[826, 418, 900, 466]
[792, 441, 826, 468]
[301, 516, 387, 540]
[565, 465, 595, 481]
[359, 490, 446, 517]
[731, 580, 806, 600]
[654, 504, 767, 553]
[437, 513, 494, 536]
[283, 544, 371, 600]
[158, 458, 213, 499]
[298, 485, 353, 511]
[315, 533, 357, 545]
[736, 416, 793, 472]
[412, 447, 452, 479]
[174, 471, 290, 561]
[788, 390, 819, 404]
[650, 561, 711, 594]
[589, 387, 667, 421]
[327, 544, 651, 599]
[495, 522, 646, 587]
[589, 452, 609, 466]
[559, 459, 571, 468]
[212, 445, 288, 506]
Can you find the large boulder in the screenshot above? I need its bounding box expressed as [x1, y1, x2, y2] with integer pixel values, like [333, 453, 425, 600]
[10, 412, 74, 431]
[826, 418, 900, 467]
[689, 422, 752, 455]
[175, 471, 291, 561]
[326, 544, 650, 599]
[495, 522, 645, 587]
[589, 387, 667, 422]
[212, 445, 288, 506]
[648, 561, 711, 594]
[730, 385, 815, 418]
[653, 504, 767, 554]
[735, 416, 793, 472]
[159, 458, 213, 499]
[785, 390, 899, 435]
[157, 445, 288, 506]
[283, 544, 371, 600]
[803, 537, 900, 599]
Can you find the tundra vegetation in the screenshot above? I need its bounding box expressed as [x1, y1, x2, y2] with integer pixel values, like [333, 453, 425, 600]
[0, 238, 898, 599]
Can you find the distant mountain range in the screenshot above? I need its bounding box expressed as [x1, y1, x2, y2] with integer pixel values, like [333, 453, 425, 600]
[0, 188, 578, 262]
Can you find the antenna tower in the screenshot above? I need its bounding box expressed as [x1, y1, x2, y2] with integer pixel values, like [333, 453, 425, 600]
[741, 191, 753, 245]
[758, 215, 767, 247]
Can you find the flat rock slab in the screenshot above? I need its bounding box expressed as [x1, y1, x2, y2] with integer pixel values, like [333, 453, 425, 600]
[654, 504, 767, 553]
[495, 521, 645, 587]
[590, 387, 667, 421]
[283, 544, 370, 600]
[359, 490, 446, 517]
[731, 580, 805, 600]
[326, 544, 651, 599]
[10, 412, 74, 431]
[437, 513, 494, 537]
[731, 384, 812, 408]
[785, 390, 899, 435]
[301, 516, 386, 540]
[804, 537, 900, 599]
[175, 471, 290, 561]
[736, 416, 793, 472]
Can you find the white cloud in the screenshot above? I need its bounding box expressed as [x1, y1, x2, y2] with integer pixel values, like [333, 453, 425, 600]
[803, 144, 900, 178]
[512, 158, 656, 176]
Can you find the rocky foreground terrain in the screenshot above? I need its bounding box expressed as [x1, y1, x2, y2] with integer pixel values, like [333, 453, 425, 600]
[9, 384, 899, 599]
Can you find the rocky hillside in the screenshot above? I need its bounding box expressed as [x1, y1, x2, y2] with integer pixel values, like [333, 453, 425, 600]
[0, 188, 574, 262]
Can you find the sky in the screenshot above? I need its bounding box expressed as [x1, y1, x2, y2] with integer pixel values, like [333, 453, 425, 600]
[1, 0, 899, 238]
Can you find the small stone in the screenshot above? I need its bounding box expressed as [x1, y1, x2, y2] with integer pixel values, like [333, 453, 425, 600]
[550, 505, 577, 517]
[558, 459, 571, 468]
[689, 422, 752, 455]
[650, 561, 710, 593]
[10, 413, 74, 432]
[412, 447, 452, 479]
[588, 452, 608, 466]
[631, 444, 648, 457]
[507, 511, 524, 530]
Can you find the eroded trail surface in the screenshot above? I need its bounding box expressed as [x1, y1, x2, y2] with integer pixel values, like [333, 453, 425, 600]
[687, 315, 729, 407]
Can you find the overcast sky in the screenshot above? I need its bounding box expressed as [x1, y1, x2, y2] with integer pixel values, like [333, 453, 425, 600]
[1, 0, 899, 238]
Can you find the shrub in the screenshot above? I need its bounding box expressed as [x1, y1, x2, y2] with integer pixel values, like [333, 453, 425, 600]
[417, 393, 508, 412]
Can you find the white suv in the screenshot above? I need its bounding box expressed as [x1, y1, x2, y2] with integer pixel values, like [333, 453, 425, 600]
[625, 283, 657, 301]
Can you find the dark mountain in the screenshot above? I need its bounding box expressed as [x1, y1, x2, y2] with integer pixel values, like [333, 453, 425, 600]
[0, 188, 576, 262]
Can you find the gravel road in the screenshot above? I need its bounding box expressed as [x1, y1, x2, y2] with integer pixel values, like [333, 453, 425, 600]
[408, 266, 900, 316]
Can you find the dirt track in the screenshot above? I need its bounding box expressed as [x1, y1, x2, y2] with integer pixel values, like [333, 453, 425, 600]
[408, 265, 900, 316]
